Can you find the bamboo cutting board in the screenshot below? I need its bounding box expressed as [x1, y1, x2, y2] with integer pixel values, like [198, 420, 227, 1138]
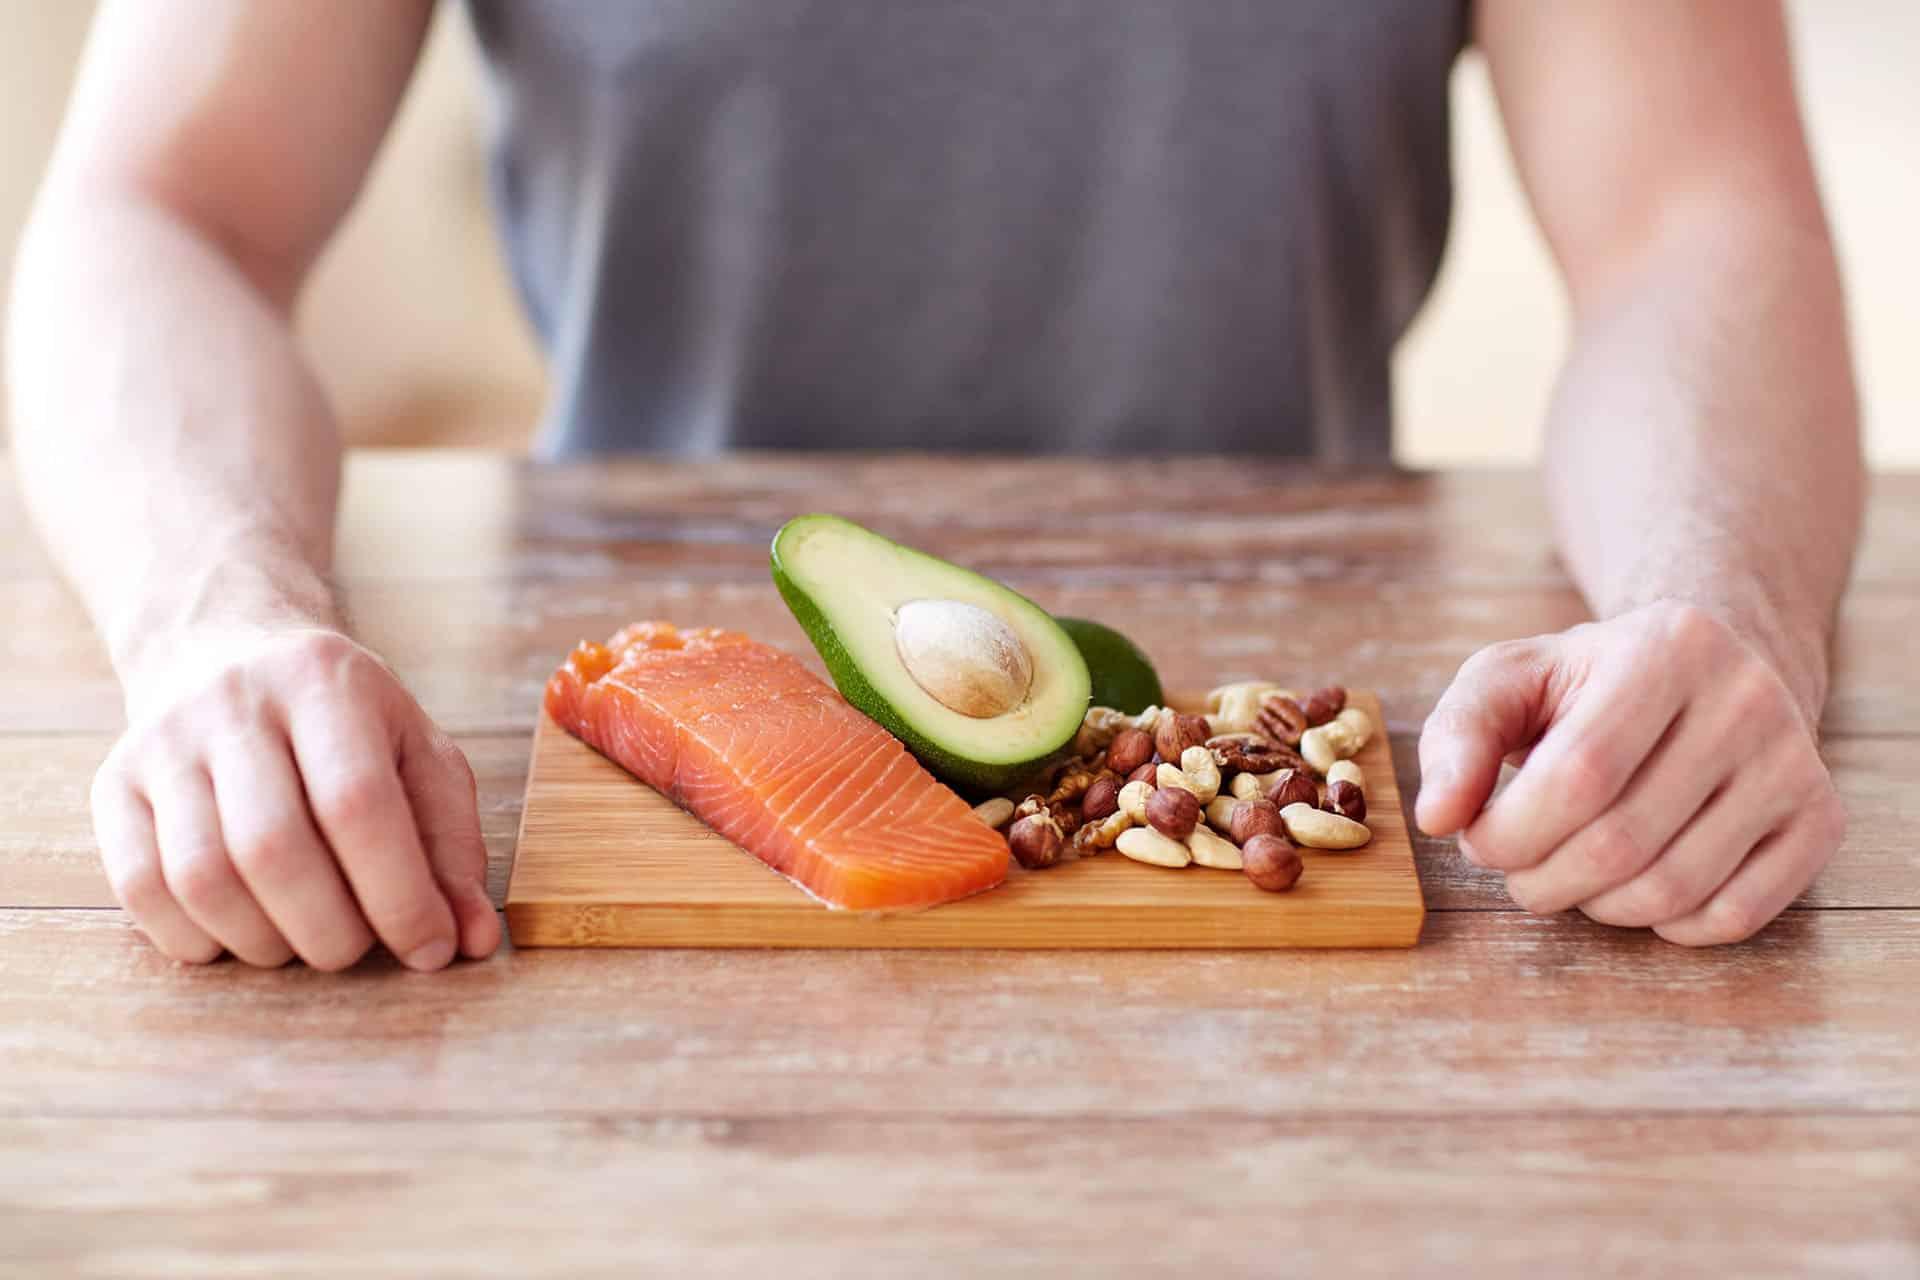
[506, 691, 1424, 949]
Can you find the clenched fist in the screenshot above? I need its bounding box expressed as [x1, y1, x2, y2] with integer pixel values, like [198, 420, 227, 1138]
[1416, 602, 1843, 946]
[92, 627, 502, 969]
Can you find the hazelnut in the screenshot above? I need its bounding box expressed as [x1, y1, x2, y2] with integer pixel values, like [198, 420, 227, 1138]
[1145, 786, 1200, 840]
[1324, 778, 1366, 822]
[1082, 775, 1122, 823]
[1266, 768, 1319, 812]
[1007, 813, 1065, 869]
[1154, 710, 1211, 764]
[1301, 686, 1348, 727]
[1228, 799, 1286, 846]
[1242, 834, 1303, 892]
[1126, 762, 1159, 786]
[1107, 728, 1155, 777]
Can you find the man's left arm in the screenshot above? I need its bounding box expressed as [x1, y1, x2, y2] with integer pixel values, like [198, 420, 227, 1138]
[1415, 0, 1862, 944]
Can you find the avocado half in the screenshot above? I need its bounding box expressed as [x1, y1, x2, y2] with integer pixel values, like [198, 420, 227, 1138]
[771, 514, 1091, 794]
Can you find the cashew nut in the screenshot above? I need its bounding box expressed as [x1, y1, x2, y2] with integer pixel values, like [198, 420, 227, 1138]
[1279, 802, 1371, 850]
[1229, 771, 1267, 803]
[1302, 706, 1375, 773]
[1334, 706, 1374, 747]
[971, 797, 1015, 829]
[1116, 826, 1192, 868]
[1300, 722, 1357, 774]
[1205, 795, 1241, 832]
[1204, 682, 1297, 734]
[1118, 779, 1156, 825]
[1325, 759, 1366, 801]
[1177, 745, 1222, 804]
[1156, 762, 1197, 797]
[1185, 824, 1244, 870]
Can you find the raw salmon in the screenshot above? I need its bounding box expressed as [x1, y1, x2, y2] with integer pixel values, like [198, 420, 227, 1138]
[545, 622, 1010, 911]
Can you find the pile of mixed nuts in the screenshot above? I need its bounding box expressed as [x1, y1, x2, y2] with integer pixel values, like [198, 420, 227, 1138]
[971, 683, 1377, 894]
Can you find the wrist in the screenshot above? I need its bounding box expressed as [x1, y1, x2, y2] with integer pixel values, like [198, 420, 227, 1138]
[110, 555, 342, 704]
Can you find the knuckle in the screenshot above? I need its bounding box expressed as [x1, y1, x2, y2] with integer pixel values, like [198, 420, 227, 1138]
[1726, 660, 1787, 723]
[1655, 601, 1721, 654]
[1697, 894, 1769, 946]
[108, 857, 170, 916]
[1619, 869, 1692, 926]
[1580, 816, 1647, 883]
[167, 846, 237, 909]
[1504, 876, 1555, 917]
[303, 928, 375, 974]
[1462, 639, 1534, 681]
[227, 820, 309, 883]
[156, 933, 224, 966]
[314, 769, 391, 826]
[368, 894, 449, 955]
[1554, 743, 1623, 814]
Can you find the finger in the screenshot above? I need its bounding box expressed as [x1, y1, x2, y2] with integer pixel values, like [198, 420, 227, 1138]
[1653, 795, 1844, 947]
[1460, 654, 1685, 873]
[209, 733, 375, 972]
[398, 724, 502, 960]
[1415, 638, 1554, 837]
[289, 700, 459, 971]
[149, 768, 294, 967]
[1578, 737, 1812, 929]
[1501, 684, 1754, 915]
[92, 771, 220, 964]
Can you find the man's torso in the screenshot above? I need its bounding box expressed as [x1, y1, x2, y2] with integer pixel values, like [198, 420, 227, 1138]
[466, 0, 1465, 457]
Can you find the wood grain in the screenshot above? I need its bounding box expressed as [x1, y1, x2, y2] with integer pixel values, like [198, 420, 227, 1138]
[11, 578, 1919, 736]
[506, 692, 1423, 949]
[6, 908, 1917, 1119]
[5, 451, 1920, 1273]
[5, 1114, 1915, 1280]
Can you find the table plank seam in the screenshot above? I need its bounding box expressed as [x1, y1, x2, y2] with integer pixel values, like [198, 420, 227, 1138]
[5, 1106, 1918, 1124]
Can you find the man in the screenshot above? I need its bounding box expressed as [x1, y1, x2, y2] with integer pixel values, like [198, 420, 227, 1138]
[8, 1, 1857, 969]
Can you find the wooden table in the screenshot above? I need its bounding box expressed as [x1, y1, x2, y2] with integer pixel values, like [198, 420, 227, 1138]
[3, 452, 1916, 1277]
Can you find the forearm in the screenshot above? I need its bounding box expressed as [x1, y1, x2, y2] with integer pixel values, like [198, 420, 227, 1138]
[8, 190, 345, 695]
[1542, 207, 1862, 723]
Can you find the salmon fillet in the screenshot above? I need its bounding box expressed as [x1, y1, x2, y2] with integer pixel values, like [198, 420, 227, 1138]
[545, 622, 1010, 911]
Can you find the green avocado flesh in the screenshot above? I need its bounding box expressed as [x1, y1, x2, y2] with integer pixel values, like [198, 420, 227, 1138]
[771, 514, 1091, 793]
[1054, 616, 1164, 715]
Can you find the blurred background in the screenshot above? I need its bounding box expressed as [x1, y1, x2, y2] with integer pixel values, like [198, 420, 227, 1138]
[3, 2, 1914, 464]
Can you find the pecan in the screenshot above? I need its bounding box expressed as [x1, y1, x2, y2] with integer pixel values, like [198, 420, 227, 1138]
[1255, 694, 1309, 746]
[1210, 737, 1298, 776]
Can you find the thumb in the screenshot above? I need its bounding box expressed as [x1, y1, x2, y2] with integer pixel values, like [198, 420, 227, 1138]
[1416, 637, 1557, 837]
[398, 720, 502, 960]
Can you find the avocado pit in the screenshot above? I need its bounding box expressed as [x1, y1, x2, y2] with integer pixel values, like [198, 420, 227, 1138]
[892, 598, 1034, 718]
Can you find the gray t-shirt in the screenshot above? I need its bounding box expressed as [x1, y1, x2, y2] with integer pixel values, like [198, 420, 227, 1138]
[466, 1, 1465, 458]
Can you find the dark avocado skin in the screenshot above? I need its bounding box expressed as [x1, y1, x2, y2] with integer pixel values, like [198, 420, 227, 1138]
[1054, 616, 1165, 715]
[770, 515, 1087, 796]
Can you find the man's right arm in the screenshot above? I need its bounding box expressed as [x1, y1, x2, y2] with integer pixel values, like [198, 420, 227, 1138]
[8, 0, 499, 970]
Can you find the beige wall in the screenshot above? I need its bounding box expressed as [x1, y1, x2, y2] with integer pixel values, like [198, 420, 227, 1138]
[4, 3, 1914, 463]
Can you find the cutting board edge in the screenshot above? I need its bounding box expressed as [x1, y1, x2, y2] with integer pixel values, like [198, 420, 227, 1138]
[506, 688, 1426, 950]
